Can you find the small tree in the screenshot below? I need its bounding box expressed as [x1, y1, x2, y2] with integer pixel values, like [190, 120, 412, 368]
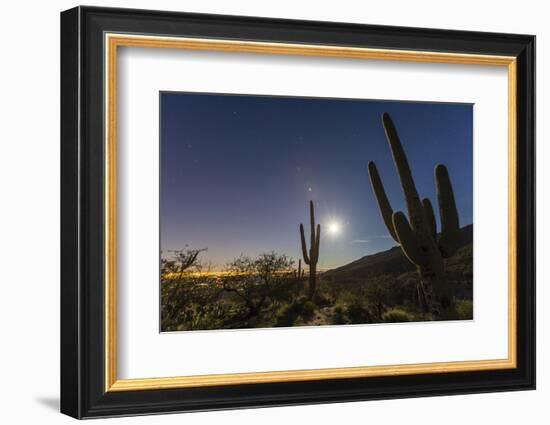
[222, 252, 294, 324]
[161, 246, 207, 280]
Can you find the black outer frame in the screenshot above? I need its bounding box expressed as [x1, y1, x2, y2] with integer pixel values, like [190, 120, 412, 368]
[60, 6, 535, 419]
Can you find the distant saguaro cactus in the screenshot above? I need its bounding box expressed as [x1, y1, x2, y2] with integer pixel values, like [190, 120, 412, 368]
[300, 201, 321, 300]
[294, 259, 304, 280]
[368, 113, 460, 319]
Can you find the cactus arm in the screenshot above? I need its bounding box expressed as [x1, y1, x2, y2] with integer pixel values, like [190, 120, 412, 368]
[299, 224, 311, 264]
[422, 198, 437, 240]
[435, 164, 460, 258]
[368, 161, 398, 242]
[392, 212, 428, 267]
[309, 201, 316, 260]
[382, 113, 425, 231]
[368, 113, 461, 319]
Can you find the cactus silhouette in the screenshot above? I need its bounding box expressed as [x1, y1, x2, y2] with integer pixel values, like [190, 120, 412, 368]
[294, 259, 304, 280]
[368, 112, 460, 319]
[300, 201, 321, 300]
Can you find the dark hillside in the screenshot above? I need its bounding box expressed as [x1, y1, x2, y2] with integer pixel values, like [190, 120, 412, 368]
[323, 224, 473, 284]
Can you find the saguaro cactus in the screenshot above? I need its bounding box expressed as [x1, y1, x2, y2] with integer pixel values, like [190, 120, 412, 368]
[294, 259, 304, 280]
[368, 113, 460, 319]
[300, 201, 321, 300]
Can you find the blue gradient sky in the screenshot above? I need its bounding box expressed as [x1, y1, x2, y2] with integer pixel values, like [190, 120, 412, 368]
[160, 92, 473, 270]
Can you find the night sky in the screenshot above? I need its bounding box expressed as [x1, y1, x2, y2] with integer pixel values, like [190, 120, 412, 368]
[160, 92, 473, 270]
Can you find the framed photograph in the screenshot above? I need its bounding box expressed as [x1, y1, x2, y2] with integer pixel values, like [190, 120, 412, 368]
[60, 6, 535, 419]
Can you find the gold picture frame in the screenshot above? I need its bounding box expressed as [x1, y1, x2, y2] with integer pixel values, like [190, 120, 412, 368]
[104, 33, 517, 392]
[61, 6, 535, 419]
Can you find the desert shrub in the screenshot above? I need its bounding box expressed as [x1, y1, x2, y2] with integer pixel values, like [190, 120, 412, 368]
[275, 299, 316, 327]
[455, 299, 473, 320]
[311, 291, 333, 307]
[161, 276, 230, 331]
[364, 277, 392, 320]
[382, 308, 412, 323]
[319, 277, 341, 301]
[302, 301, 316, 320]
[331, 305, 347, 325]
[221, 252, 295, 326]
[345, 302, 372, 324]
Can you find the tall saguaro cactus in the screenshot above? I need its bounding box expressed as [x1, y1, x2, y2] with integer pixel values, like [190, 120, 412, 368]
[300, 201, 321, 300]
[368, 113, 460, 319]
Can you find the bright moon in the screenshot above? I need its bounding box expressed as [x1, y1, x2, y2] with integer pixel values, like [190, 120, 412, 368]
[327, 221, 341, 236]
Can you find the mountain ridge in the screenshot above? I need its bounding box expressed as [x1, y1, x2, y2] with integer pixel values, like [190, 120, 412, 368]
[322, 224, 473, 282]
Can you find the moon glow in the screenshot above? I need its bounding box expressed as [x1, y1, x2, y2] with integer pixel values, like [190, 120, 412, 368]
[327, 221, 341, 236]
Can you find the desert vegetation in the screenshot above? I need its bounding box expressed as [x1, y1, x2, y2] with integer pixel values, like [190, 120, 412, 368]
[161, 240, 472, 331]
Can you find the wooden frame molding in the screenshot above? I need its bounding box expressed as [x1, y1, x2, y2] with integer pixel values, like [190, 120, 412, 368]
[104, 33, 518, 392]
